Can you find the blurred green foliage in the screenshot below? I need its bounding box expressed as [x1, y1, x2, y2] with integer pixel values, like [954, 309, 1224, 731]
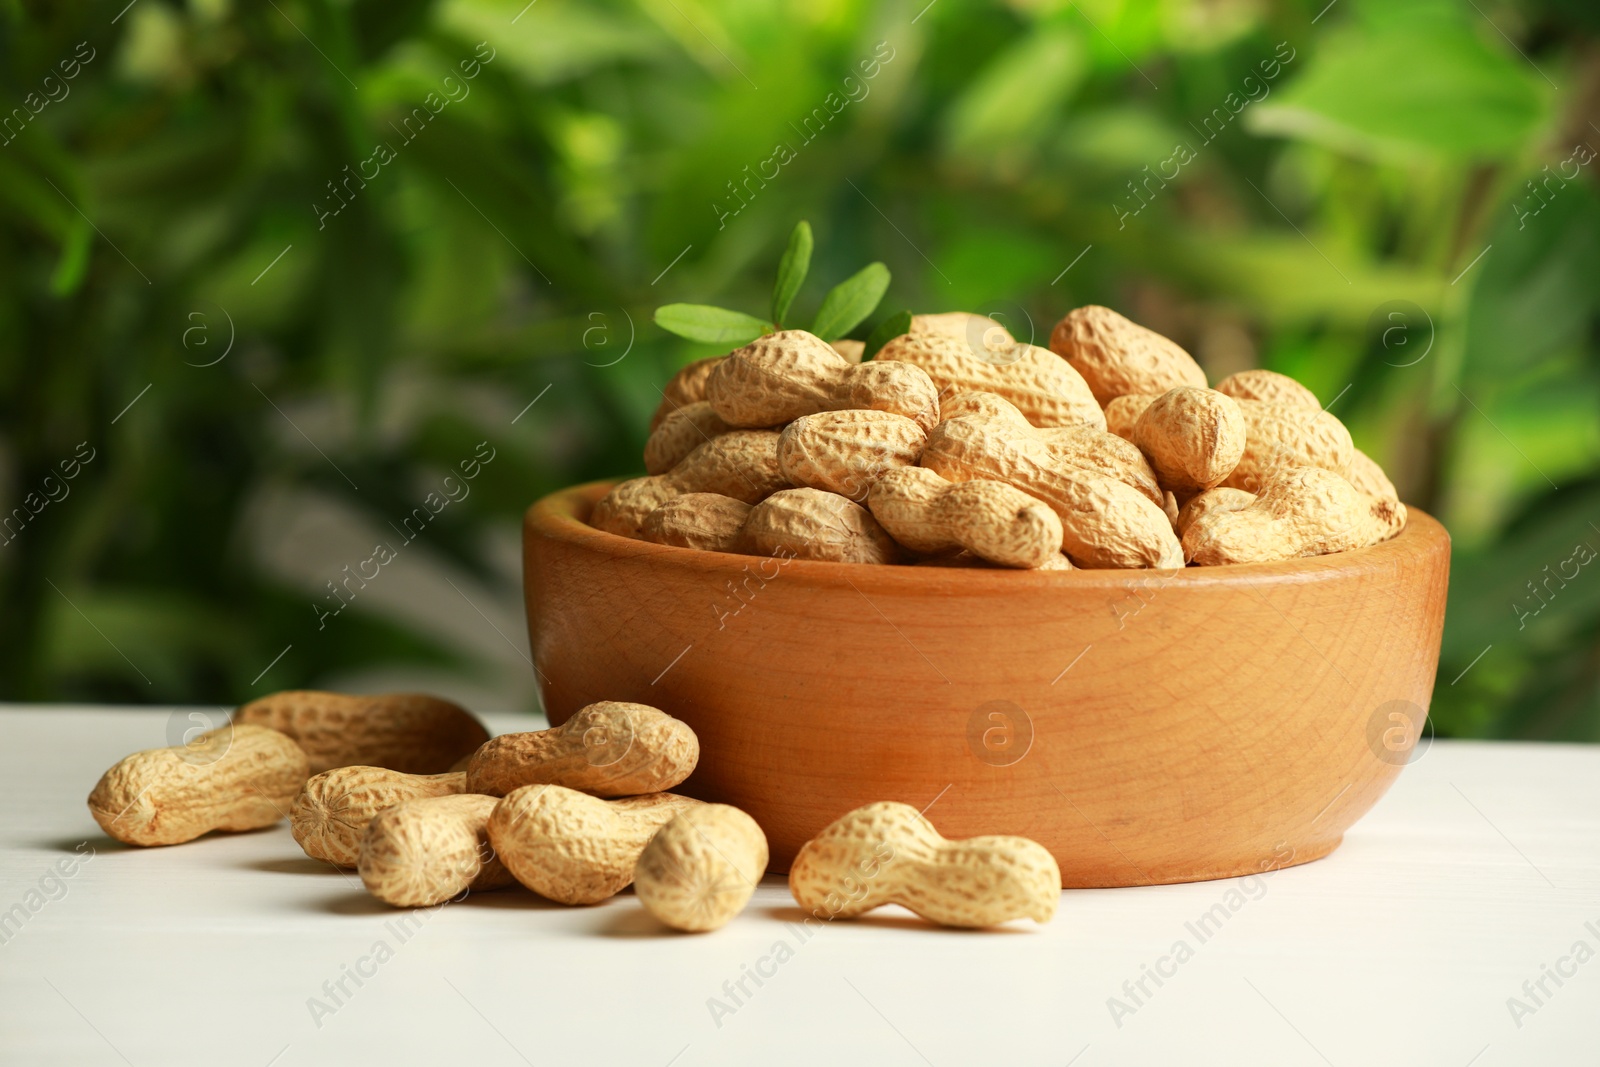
[1, 0, 1596, 737]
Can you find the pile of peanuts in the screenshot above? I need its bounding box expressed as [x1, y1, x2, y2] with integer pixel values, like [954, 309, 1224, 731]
[87, 691, 1059, 930]
[595, 306, 1405, 569]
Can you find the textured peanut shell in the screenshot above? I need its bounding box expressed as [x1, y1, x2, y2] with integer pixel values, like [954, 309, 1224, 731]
[877, 332, 1104, 430]
[1215, 368, 1319, 408]
[465, 701, 699, 798]
[1183, 465, 1407, 565]
[358, 794, 514, 907]
[234, 691, 488, 776]
[591, 430, 787, 539]
[1175, 487, 1255, 539]
[487, 786, 704, 905]
[88, 724, 310, 847]
[777, 410, 927, 501]
[650, 357, 723, 432]
[1221, 399, 1355, 492]
[743, 488, 901, 565]
[1049, 305, 1207, 405]
[634, 804, 769, 932]
[788, 802, 1059, 927]
[867, 466, 1062, 569]
[911, 311, 1015, 353]
[940, 391, 1161, 504]
[292, 766, 467, 867]
[1132, 387, 1248, 495]
[639, 494, 752, 553]
[1346, 448, 1399, 503]
[920, 416, 1183, 569]
[706, 330, 938, 431]
[1104, 393, 1157, 441]
[644, 401, 731, 475]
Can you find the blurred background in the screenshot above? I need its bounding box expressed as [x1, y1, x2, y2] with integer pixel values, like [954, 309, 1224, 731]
[1, 0, 1596, 739]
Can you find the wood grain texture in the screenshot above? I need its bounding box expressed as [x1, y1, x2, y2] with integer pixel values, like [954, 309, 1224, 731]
[523, 481, 1451, 887]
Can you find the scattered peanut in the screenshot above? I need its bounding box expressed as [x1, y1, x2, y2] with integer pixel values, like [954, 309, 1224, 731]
[644, 401, 732, 475]
[358, 794, 514, 907]
[877, 332, 1105, 430]
[634, 804, 769, 932]
[777, 410, 927, 500]
[465, 702, 699, 798]
[1221, 398, 1354, 493]
[921, 412, 1183, 569]
[1131, 387, 1247, 496]
[292, 766, 467, 867]
[88, 724, 309, 847]
[650, 356, 723, 432]
[788, 802, 1059, 927]
[1215, 368, 1319, 408]
[1049, 305, 1207, 405]
[487, 786, 704, 905]
[867, 466, 1062, 569]
[743, 487, 902, 564]
[705, 330, 939, 431]
[592, 430, 788, 539]
[1183, 465, 1406, 565]
[235, 691, 489, 776]
[1174, 487, 1255, 540]
[640, 493, 752, 553]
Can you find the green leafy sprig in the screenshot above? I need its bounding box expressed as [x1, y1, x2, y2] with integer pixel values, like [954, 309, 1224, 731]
[654, 222, 906, 351]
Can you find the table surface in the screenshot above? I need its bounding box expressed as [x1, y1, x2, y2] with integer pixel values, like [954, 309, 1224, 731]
[2, 707, 1597, 1067]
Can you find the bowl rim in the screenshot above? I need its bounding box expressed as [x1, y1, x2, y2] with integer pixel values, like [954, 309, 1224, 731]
[526, 479, 1449, 591]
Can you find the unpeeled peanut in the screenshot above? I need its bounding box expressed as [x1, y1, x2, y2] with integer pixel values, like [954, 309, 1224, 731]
[591, 430, 789, 539]
[877, 332, 1104, 430]
[742, 487, 902, 564]
[1104, 393, 1157, 441]
[292, 766, 467, 867]
[640, 494, 752, 553]
[1049, 305, 1207, 405]
[650, 356, 722, 432]
[777, 410, 927, 500]
[867, 466, 1062, 569]
[921, 413, 1183, 569]
[1131, 387, 1247, 495]
[829, 339, 865, 362]
[1174, 487, 1255, 539]
[358, 794, 514, 907]
[940, 391, 1161, 504]
[487, 786, 704, 905]
[88, 724, 310, 847]
[911, 311, 1014, 352]
[788, 802, 1059, 927]
[914, 550, 1073, 570]
[465, 702, 699, 798]
[1183, 465, 1406, 565]
[1345, 447, 1400, 504]
[1215, 368, 1320, 408]
[705, 330, 939, 431]
[644, 401, 732, 475]
[1221, 399, 1354, 493]
[634, 804, 769, 932]
[235, 691, 489, 775]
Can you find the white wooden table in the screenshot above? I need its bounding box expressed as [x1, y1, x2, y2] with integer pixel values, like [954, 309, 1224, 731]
[2, 707, 1596, 1067]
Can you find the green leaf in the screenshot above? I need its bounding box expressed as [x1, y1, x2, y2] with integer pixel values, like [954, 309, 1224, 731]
[811, 263, 890, 341]
[1246, 12, 1547, 161]
[772, 220, 813, 326]
[654, 304, 770, 345]
[862, 310, 913, 360]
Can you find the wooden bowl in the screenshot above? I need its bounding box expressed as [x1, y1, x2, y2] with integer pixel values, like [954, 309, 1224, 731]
[523, 481, 1450, 887]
